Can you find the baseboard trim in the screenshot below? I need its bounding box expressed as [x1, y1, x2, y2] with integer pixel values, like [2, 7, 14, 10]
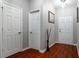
[76, 46, 79, 56]
[39, 42, 56, 53]
[55, 41, 77, 46]
[39, 49, 46, 53]
[49, 43, 56, 48]
[76, 44, 79, 56]
[78, 51, 79, 56]
[22, 47, 30, 51]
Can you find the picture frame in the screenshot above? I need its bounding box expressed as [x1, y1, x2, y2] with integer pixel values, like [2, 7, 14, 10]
[48, 11, 55, 24]
[77, 7, 79, 23]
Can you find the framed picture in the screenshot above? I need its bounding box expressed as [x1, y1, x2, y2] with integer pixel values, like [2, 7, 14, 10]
[77, 7, 79, 23]
[48, 11, 55, 24]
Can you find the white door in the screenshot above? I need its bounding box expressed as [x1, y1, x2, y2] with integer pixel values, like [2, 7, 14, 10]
[2, 4, 23, 57]
[58, 16, 73, 44]
[29, 10, 40, 50]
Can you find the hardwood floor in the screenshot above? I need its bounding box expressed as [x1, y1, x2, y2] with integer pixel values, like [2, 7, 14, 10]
[8, 43, 78, 58]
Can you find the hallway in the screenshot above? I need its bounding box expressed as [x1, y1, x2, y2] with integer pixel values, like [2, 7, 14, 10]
[8, 43, 78, 58]
[0, 0, 79, 58]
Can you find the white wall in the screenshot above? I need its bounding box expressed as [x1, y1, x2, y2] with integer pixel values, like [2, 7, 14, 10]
[41, 1, 56, 50]
[29, 0, 43, 10]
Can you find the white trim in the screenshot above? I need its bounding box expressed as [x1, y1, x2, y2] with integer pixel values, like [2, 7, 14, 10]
[76, 46, 79, 56]
[76, 43, 79, 56]
[22, 47, 30, 51]
[29, 11, 41, 51]
[29, 9, 41, 13]
[49, 43, 56, 48]
[39, 42, 56, 53]
[78, 51, 79, 56]
[39, 49, 46, 53]
[55, 41, 77, 46]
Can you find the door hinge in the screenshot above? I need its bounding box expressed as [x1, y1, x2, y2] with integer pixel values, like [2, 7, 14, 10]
[1, 7, 3, 8]
[1, 7, 3, 10]
[2, 27, 3, 31]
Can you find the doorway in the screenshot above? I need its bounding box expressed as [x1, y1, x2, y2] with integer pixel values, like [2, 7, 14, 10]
[58, 16, 73, 44]
[29, 10, 40, 50]
[0, 2, 23, 57]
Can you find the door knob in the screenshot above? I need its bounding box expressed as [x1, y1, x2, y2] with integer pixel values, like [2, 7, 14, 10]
[18, 32, 21, 34]
[30, 32, 32, 34]
[59, 29, 61, 32]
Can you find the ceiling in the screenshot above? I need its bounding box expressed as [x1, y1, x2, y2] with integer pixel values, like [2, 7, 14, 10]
[52, 0, 78, 8]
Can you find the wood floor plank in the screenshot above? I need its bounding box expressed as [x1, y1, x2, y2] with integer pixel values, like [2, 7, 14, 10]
[7, 43, 78, 58]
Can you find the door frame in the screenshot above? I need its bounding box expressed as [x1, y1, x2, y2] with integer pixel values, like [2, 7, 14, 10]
[1, 2, 23, 57]
[28, 10, 40, 50]
[0, 0, 3, 57]
[58, 16, 73, 45]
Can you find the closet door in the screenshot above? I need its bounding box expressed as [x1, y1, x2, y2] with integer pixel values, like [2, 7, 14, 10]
[58, 16, 73, 44]
[2, 4, 23, 57]
[29, 10, 40, 50]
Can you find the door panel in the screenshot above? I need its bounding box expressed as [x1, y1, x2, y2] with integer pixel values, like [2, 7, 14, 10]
[58, 16, 73, 44]
[2, 4, 22, 57]
[29, 11, 40, 50]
